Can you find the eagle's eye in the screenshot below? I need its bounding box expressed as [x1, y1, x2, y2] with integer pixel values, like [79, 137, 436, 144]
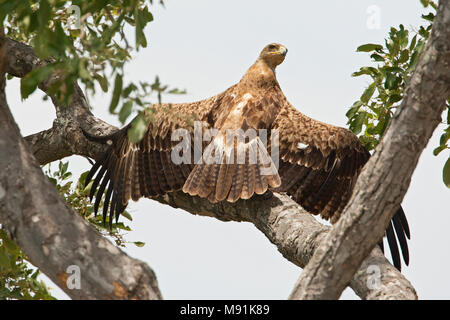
[268, 44, 278, 51]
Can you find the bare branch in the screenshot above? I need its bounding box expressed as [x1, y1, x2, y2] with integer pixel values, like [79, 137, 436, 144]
[290, 0, 450, 300]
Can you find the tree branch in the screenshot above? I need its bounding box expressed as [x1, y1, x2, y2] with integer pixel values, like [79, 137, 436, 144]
[0, 39, 162, 300]
[152, 191, 417, 299]
[0, 35, 419, 299]
[289, 0, 450, 300]
[2, 37, 117, 165]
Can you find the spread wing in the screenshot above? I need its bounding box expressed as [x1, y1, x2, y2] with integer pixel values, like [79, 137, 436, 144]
[85, 91, 230, 226]
[271, 102, 410, 270]
[272, 102, 369, 222]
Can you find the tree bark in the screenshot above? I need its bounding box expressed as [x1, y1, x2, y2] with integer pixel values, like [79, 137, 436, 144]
[0, 30, 422, 299]
[0, 38, 162, 300]
[289, 0, 450, 300]
[154, 191, 417, 299]
[2, 37, 116, 165]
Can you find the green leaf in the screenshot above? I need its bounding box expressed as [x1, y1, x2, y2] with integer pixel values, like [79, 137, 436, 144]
[37, 0, 51, 32]
[95, 74, 108, 92]
[346, 101, 363, 119]
[78, 171, 90, 188]
[113, 222, 131, 231]
[62, 172, 72, 180]
[360, 84, 376, 103]
[385, 73, 402, 90]
[385, 66, 404, 73]
[443, 158, 450, 188]
[350, 112, 367, 135]
[388, 94, 403, 104]
[78, 59, 91, 81]
[433, 145, 447, 156]
[20, 65, 55, 99]
[141, 6, 154, 23]
[447, 105, 450, 124]
[377, 115, 390, 136]
[345, 101, 363, 119]
[356, 43, 383, 52]
[409, 35, 417, 51]
[422, 13, 435, 22]
[62, 162, 69, 174]
[371, 53, 385, 62]
[0, 248, 10, 268]
[109, 74, 123, 113]
[352, 67, 379, 78]
[397, 28, 409, 49]
[119, 101, 133, 124]
[418, 26, 429, 38]
[120, 210, 133, 221]
[135, 7, 148, 49]
[128, 113, 147, 143]
[0, 231, 20, 257]
[398, 50, 410, 64]
[168, 88, 187, 95]
[122, 83, 137, 98]
[133, 241, 145, 247]
[440, 132, 450, 146]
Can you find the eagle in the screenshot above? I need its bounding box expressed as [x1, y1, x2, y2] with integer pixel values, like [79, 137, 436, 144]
[85, 43, 410, 270]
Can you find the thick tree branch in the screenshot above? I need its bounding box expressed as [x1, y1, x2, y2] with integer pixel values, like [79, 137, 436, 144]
[2, 37, 117, 165]
[154, 191, 417, 300]
[0, 39, 162, 300]
[290, 0, 450, 300]
[0, 35, 418, 299]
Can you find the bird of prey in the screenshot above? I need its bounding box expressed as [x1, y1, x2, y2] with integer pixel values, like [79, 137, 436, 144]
[85, 43, 410, 270]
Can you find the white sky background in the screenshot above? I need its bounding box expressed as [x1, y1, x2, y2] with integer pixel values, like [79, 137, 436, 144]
[5, 0, 449, 299]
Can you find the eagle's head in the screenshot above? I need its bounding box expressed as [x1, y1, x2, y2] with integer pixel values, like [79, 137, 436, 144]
[259, 43, 288, 69]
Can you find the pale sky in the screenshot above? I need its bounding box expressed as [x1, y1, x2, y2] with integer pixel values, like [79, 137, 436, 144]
[6, 0, 449, 299]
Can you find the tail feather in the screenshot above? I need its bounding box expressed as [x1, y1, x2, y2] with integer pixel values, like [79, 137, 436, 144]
[197, 164, 215, 198]
[216, 163, 236, 201]
[246, 164, 257, 199]
[183, 135, 280, 202]
[183, 164, 204, 196]
[253, 166, 267, 195]
[228, 163, 245, 202]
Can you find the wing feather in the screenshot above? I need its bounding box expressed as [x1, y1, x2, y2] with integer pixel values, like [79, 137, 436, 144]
[271, 102, 409, 269]
[85, 90, 227, 225]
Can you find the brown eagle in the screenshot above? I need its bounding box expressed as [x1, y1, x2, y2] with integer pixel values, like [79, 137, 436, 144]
[85, 43, 410, 270]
